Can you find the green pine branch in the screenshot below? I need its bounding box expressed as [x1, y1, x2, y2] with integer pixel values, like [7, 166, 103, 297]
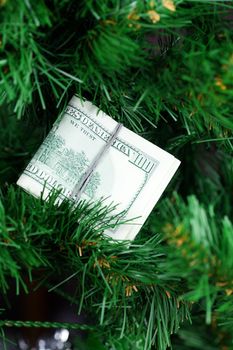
[0, 0, 233, 148]
[0, 185, 232, 348]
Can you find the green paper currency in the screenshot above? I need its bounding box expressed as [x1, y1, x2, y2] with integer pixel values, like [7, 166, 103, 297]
[17, 96, 180, 240]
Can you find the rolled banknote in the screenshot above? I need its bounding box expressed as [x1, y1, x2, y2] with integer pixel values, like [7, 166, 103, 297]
[17, 95, 180, 240]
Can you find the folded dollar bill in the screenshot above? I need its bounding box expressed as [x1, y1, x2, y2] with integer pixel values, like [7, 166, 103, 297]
[17, 95, 180, 240]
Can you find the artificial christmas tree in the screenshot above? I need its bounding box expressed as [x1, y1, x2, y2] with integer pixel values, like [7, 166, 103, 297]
[0, 1, 233, 349]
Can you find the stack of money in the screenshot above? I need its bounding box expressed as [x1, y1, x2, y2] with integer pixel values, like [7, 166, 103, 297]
[17, 96, 180, 240]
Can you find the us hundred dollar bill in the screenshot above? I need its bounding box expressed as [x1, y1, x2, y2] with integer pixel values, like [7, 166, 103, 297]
[17, 95, 180, 240]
